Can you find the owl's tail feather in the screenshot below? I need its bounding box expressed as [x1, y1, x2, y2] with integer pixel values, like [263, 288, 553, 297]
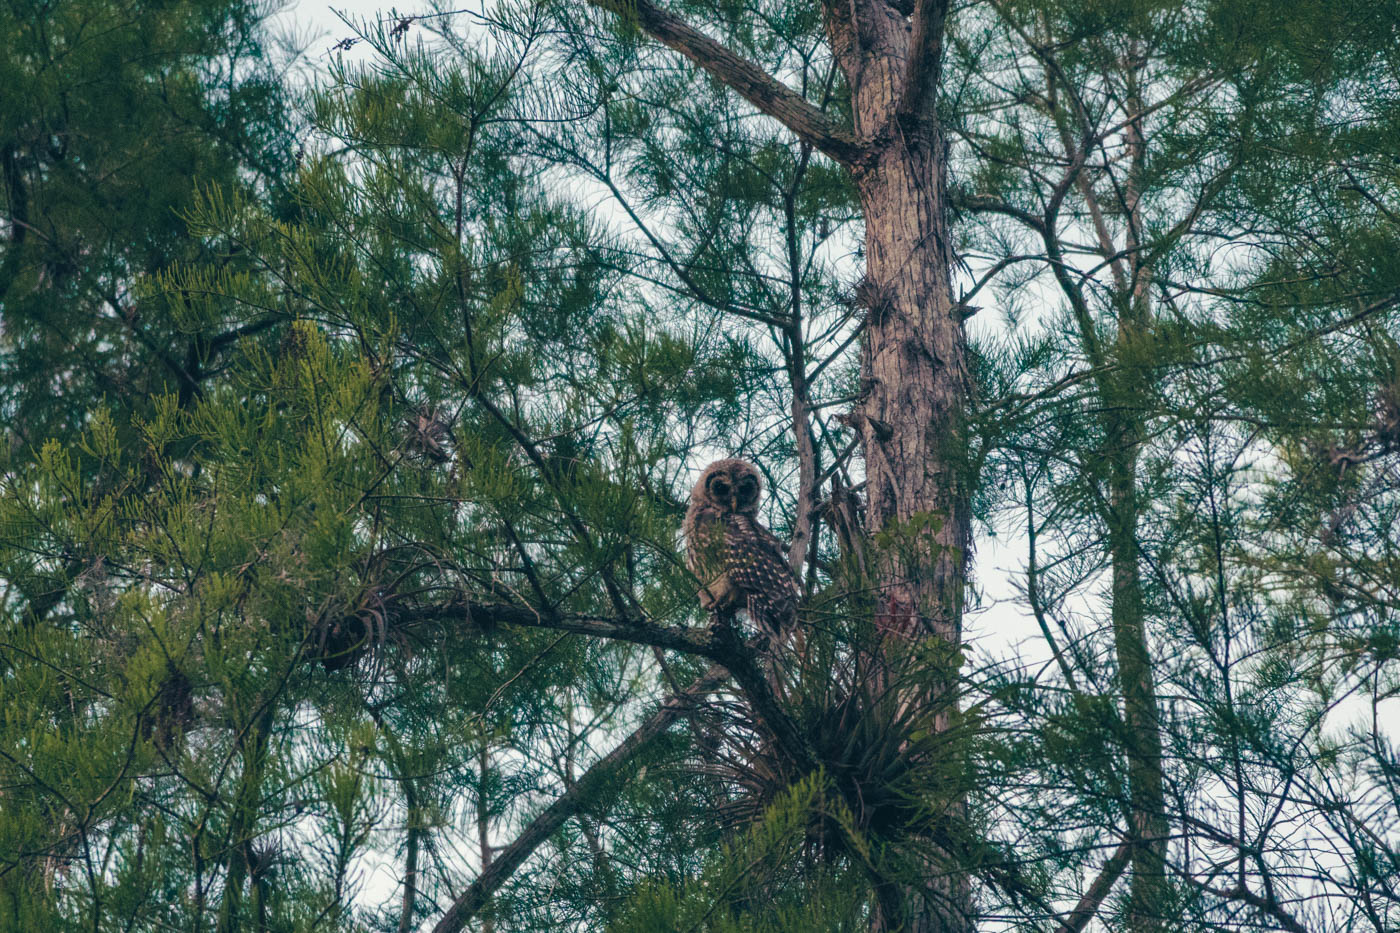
[747, 592, 796, 639]
[746, 593, 797, 699]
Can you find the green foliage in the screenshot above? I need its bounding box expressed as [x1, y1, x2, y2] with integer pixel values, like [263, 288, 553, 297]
[609, 772, 868, 933]
[2, 0, 1398, 930]
[0, 0, 295, 449]
[951, 0, 1400, 925]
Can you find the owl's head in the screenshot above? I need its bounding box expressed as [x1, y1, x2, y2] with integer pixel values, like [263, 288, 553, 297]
[693, 458, 763, 515]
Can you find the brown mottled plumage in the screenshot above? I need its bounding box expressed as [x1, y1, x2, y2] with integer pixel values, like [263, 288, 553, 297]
[682, 458, 798, 636]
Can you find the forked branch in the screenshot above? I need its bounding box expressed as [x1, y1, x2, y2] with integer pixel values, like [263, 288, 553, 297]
[899, 0, 950, 119]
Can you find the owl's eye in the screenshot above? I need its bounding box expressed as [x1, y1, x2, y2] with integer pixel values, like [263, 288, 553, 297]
[710, 479, 731, 497]
[737, 477, 758, 500]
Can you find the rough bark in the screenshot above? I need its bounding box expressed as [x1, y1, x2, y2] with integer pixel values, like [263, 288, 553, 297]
[842, 10, 969, 652]
[575, 2, 974, 926]
[827, 3, 973, 930]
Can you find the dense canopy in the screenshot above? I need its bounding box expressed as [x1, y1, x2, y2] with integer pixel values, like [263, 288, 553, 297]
[1, 1, 1397, 931]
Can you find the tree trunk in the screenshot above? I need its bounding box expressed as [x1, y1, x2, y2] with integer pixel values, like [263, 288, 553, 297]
[830, 3, 973, 929]
[583, 1, 974, 925]
[850, 61, 970, 654]
[478, 744, 496, 933]
[1029, 35, 1170, 923]
[1105, 438, 1168, 931]
[852, 113, 974, 933]
[1109, 53, 1168, 928]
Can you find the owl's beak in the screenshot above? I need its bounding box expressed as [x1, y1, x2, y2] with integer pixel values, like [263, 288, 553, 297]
[730, 496, 739, 513]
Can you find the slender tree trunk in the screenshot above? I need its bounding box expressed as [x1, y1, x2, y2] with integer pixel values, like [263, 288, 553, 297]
[1030, 34, 1171, 923]
[1105, 436, 1167, 930]
[369, 715, 422, 933]
[216, 706, 275, 933]
[476, 744, 496, 933]
[400, 805, 421, 933]
[1108, 51, 1168, 929]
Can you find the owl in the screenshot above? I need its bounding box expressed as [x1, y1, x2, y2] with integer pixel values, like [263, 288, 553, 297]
[682, 458, 799, 637]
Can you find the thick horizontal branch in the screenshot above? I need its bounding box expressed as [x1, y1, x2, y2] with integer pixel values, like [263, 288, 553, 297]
[402, 599, 814, 770]
[398, 600, 710, 655]
[432, 664, 730, 933]
[590, 0, 863, 165]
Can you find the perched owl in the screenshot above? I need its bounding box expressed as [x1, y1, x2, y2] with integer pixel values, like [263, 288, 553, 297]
[682, 458, 799, 637]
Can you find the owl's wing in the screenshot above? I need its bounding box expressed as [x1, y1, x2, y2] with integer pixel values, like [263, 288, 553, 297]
[682, 512, 709, 575]
[685, 510, 732, 609]
[722, 513, 799, 635]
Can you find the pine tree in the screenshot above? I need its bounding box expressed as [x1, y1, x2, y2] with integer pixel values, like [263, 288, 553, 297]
[2, 1, 1398, 931]
[0, 0, 295, 926]
[948, 0, 1400, 928]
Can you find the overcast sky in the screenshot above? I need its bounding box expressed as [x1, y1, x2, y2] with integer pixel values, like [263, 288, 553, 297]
[282, 0, 393, 34]
[275, 0, 416, 63]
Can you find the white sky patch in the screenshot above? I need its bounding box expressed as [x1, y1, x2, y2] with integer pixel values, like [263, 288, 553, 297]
[275, 0, 418, 66]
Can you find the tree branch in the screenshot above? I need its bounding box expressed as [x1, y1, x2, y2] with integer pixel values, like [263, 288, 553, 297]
[898, 0, 949, 120]
[403, 599, 814, 770]
[590, 0, 863, 165]
[431, 665, 729, 933]
[398, 600, 710, 656]
[1053, 838, 1132, 933]
[1186, 879, 1312, 933]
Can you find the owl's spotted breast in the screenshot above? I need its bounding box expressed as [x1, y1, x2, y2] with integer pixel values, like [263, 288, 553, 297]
[721, 513, 798, 635]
